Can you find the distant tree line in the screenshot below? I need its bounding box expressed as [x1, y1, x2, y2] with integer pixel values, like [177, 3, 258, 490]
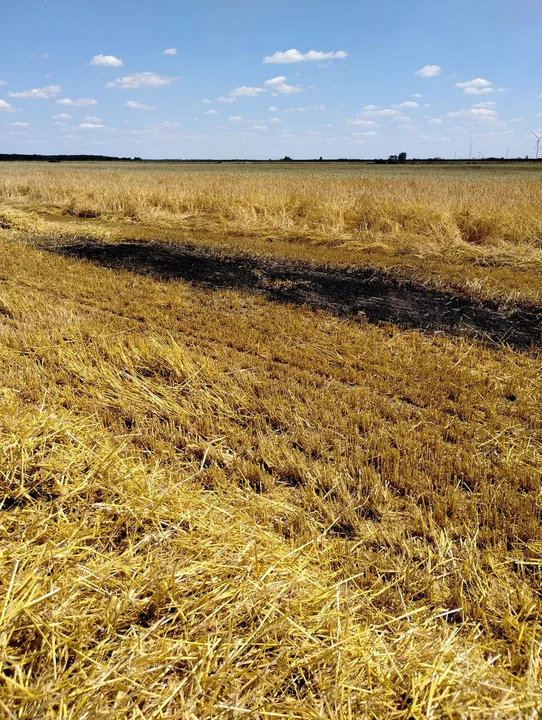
[0, 154, 139, 162]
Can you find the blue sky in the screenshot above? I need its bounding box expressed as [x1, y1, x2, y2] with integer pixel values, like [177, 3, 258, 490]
[1, 0, 541, 159]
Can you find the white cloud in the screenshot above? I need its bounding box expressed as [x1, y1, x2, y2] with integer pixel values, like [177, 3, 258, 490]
[84, 116, 101, 122]
[455, 78, 496, 95]
[9, 84, 61, 99]
[126, 100, 156, 110]
[364, 104, 378, 110]
[283, 105, 325, 112]
[8, 121, 30, 127]
[475, 130, 513, 137]
[455, 78, 492, 89]
[428, 118, 443, 124]
[264, 76, 304, 94]
[362, 107, 398, 116]
[217, 96, 237, 103]
[0, 80, 6, 86]
[269, 117, 282, 123]
[204, 109, 218, 115]
[394, 101, 418, 108]
[230, 85, 266, 98]
[53, 113, 71, 121]
[263, 49, 348, 64]
[448, 108, 498, 118]
[464, 87, 494, 96]
[163, 48, 177, 55]
[201, 98, 212, 104]
[420, 134, 450, 141]
[106, 72, 176, 89]
[345, 119, 378, 126]
[77, 123, 106, 129]
[415, 65, 441, 77]
[228, 116, 243, 122]
[0, 99, 15, 111]
[411, 93, 422, 98]
[88, 55, 123, 67]
[253, 125, 268, 130]
[58, 97, 98, 106]
[392, 115, 410, 122]
[472, 101, 496, 108]
[268, 106, 278, 112]
[352, 131, 377, 136]
[510, 117, 523, 123]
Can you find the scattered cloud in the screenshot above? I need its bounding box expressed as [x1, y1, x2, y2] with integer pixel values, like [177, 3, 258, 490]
[0, 80, 6, 86]
[228, 116, 243, 122]
[364, 104, 378, 110]
[393, 101, 418, 108]
[204, 109, 218, 115]
[428, 118, 443, 124]
[106, 72, 177, 89]
[58, 97, 98, 106]
[126, 100, 156, 110]
[475, 130, 513, 137]
[455, 78, 492, 89]
[510, 117, 523, 123]
[163, 48, 177, 55]
[448, 108, 498, 118]
[420, 134, 450, 141]
[0, 99, 15, 112]
[84, 116, 101, 122]
[472, 101, 496, 108]
[411, 93, 422, 98]
[283, 105, 325, 112]
[8, 121, 30, 127]
[263, 49, 348, 64]
[362, 107, 398, 117]
[392, 115, 410, 122]
[455, 78, 497, 95]
[352, 131, 377, 136]
[9, 84, 61, 99]
[264, 76, 304, 95]
[77, 123, 106, 130]
[201, 98, 212, 104]
[415, 65, 441, 77]
[345, 119, 378, 126]
[54, 113, 71, 121]
[230, 85, 266, 98]
[252, 125, 268, 130]
[88, 54, 123, 67]
[268, 106, 278, 112]
[217, 96, 237, 103]
[269, 117, 282, 123]
[464, 87, 494, 96]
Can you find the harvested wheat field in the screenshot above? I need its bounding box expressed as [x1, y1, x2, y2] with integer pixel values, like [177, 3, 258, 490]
[0, 162, 541, 719]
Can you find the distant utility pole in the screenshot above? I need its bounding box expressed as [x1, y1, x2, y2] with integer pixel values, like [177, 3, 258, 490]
[468, 137, 473, 160]
[479, 150, 481, 159]
[506, 147, 509, 160]
[454, 150, 457, 160]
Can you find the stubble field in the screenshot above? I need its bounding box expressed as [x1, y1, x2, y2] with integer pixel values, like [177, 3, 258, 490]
[0, 161, 541, 718]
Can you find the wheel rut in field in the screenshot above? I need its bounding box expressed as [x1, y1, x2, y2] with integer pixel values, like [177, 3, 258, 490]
[50, 239, 541, 349]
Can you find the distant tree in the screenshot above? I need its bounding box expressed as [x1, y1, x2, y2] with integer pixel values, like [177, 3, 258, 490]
[398, 152, 407, 163]
[283, 155, 292, 162]
[319, 156, 323, 161]
[387, 155, 399, 164]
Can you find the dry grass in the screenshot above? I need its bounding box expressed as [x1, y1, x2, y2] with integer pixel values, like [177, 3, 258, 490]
[1, 162, 542, 305]
[0, 163, 541, 717]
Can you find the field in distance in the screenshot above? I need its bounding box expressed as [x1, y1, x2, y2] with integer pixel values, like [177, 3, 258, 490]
[0, 161, 541, 718]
